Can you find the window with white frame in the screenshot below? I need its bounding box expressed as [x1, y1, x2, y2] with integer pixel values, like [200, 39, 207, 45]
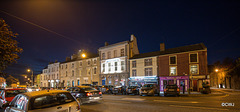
[190, 53, 198, 63]
[102, 53, 106, 60]
[170, 67, 177, 75]
[144, 58, 152, 66]
[190, 65, 198, 74]
[108, 63, 111, 72]
[132, 69, 137, 77]
[114, 50, 117, 57]
[145, 68, 152, 76]
[103, 64, 105, 72]
[132, 61, 136, 68]
[121, 61, 125, 71]
[120, 49, 124, 56]
[115, 62, 118, 71]
[170, 56, 176, 65]
[107, 51, 111, 59]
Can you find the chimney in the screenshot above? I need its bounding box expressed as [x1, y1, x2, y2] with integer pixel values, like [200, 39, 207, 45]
[66, 57, 71, 61]
[105, 42, 109, 46]
[160, 43, 165, 51]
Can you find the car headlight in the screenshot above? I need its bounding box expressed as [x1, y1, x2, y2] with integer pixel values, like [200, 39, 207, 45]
[36, 89, 39, 91]
[27, 89, 32, 92]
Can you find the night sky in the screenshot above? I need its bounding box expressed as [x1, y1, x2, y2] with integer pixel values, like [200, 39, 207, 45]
[1, 0, 240, 79]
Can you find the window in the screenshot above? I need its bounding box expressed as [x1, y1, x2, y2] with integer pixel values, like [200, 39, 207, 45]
[72, 80, 74, 87]
[94, 67, 97, 74]
[72, 63, 74, 68]
[115, 62, 118, 71]
[102, 53, 106, 60]
[190, 53, 198, 63]
[84, 79, 88, 83]
[121, 61, 125, 71]
[145, 68, 152, 76]
[132, 69, 137, 77]
[144, 58, 152, 66]
[102, 64, 105, 72]
[77, 80, 80, 85]
[108, 63, 111, 72]
[79, 62, 82, 66]
[114, 50, 117, 57]
[170, 56, 176, 64]
[66, 71, 67, 77]
[107, 51, 111, 59]
[93, 59, 97, 64]
[57, 74, 58, 79]
[120, 49, 124, 56]
[87, 60, 90, 66]
[88, 69, 91, 75]
[66, 64, 67, 69]
[72, 70, 74, 77]
[132, 61, 136, 68]
[170, 67, 177, 75]
[190, 65, 198, 74]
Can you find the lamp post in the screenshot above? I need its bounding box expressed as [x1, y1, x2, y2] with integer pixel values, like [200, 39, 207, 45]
[215, 69, 219, 88]
[27, 69, 33, 86]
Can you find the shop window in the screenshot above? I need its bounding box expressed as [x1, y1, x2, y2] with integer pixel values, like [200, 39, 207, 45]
[132, 61, 136, 68]
[120, 49, 124, 56]
[170, 56, 176, 65]
[144, 58, 152, 66]
[132, 70, 137, 77]
[145, 68, 152, 76]
[170, 67, 177, 75]
[190, 65, 198, 74]
[190, 53, 198, 63]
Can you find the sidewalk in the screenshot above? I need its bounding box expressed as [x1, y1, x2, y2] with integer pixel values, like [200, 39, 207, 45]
[179, 91, 226, 97]
[210, 87, 240, 92]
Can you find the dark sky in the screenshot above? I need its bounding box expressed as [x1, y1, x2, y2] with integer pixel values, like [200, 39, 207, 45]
[1, 0, 240, 78]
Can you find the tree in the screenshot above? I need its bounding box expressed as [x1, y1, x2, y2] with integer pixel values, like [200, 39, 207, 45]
[0, 18, 23, 74]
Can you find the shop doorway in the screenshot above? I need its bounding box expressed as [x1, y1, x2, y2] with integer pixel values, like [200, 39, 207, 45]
[180, 80, 185, 92]
[193, 80, 197, 91]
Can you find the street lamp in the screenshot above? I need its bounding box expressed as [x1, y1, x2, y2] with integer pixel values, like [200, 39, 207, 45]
[81, 53, 86, 58]
[27, 69, 33, 86]
[215, 69, 219, 72]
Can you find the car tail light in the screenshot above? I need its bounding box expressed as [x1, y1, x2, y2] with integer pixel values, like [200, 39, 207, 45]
[87, 93, 93, 96]
[99, 92, 102, 94]
[164, 89, 167, 92]
[177, 88, 180, 92]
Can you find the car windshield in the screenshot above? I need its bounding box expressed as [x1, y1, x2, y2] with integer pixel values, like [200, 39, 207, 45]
[31, 92, 75, 110]
[143, 84, 154, 88]
[81, 87, 97, 91]
[5, 90, 27, 97]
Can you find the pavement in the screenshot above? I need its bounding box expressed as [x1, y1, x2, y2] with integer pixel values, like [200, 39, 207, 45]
[81, 89, 240, 112]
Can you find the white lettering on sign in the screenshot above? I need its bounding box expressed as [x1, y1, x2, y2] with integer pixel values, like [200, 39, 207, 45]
[221, 103, 234, 107]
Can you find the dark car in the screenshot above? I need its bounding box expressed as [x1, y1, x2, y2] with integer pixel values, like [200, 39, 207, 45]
[139, 84, 160, 96]
[101, 85, 114, 94]
[67, 86, 102, 104]
[126, 86, 140, 95]
[112, 86, 127, 95]
[164, 85, 180, 96]
[81, 84, 93, 87]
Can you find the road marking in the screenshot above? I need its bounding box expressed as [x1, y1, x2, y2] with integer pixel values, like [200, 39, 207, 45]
[121, 98, 145, 101]
[169, 105, 229, 111]
[154, 100, 201, 104]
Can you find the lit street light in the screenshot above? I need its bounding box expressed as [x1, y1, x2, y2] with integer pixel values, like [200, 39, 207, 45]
[27, 69, 34, 86]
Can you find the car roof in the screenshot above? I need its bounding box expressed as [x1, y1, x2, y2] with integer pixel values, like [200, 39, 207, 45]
[22, 90, 69, 97]
[75, 86, 92, 88]
[5, 88, 26, 91]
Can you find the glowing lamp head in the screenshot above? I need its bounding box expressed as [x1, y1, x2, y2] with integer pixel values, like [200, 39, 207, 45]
[215, 69, 219, 72]
[27, 69, 31, 72]
[81, 53, 86, 58]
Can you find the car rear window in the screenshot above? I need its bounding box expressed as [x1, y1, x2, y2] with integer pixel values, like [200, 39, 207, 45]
[128, 86, 137, 89]
[5, 90, 27, 97]
[31, 92, 75, 110]
[166, 85, 177, 88]
[143, 84, 154, 88]
[80, 87, 97, 91]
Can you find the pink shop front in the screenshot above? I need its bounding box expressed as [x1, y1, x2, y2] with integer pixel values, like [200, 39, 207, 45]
[159, 76, 189, 93]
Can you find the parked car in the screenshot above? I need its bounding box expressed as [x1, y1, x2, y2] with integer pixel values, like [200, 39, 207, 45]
[112, 86, 127, 95]
[27, 87, 40, 92]
[126, 86, 140, 95]
[67, 86, 102, 104]
[81, 84, 93, 87]
[0, 88, 27, 108]
[3, 90, 81, 112]
[164, 85, 180, 96]
[93, 85, 102, 91]
[139, 84, 160, 96]
[101, 85, 114, 94]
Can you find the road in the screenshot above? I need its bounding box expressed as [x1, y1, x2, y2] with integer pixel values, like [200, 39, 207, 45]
[81, 90, 240, 112]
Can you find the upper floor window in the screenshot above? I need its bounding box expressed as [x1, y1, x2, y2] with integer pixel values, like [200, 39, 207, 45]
[72, 70, 74, 76]
[93, 59, 97, 65]
[72, 63, 74, 68]
[114, 50, 117, 57]
[107, 51, 111, 59]
[87, 60, 91, 66]
[170, 56, 177, 65]
[132, 61, 136, 68]
[120, 49, 124, 56]
[132, 69, 137, 77]
[190, 65, 198, 74]
[145, 68, 152, 76]
[121, 61, 125, 71]
[102, 53, 106, 60]
[170, 66, 177, 76]
[190, 53, 198, 63]
[66, 71, 68, 77]
[144, 58, 152, 66]
[66, 64, 67, 69]
[79, 62, 82, 67]
[94, 67, 97, 74]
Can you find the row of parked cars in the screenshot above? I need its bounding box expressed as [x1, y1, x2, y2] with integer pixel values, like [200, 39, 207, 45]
[0, 85, 103, 112]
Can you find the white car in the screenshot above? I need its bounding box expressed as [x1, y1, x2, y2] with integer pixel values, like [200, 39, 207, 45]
[4, 90, 81, 112]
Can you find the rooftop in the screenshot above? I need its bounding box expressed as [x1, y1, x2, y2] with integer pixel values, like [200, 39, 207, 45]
[98, 41, 129, 50]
